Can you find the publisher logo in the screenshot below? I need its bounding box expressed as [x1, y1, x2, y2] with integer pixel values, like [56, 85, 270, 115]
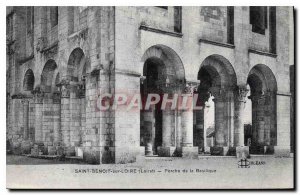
[238, 158, 250, 168]
[238, 159, 266, 168]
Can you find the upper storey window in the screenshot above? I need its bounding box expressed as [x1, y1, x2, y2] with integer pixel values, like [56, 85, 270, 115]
[174, 6, 182, 33]
[156, 6, 168, 9]
[250, 6, 267, 35]
[26, 7, 34, 34]
[50, 7, 58, 27]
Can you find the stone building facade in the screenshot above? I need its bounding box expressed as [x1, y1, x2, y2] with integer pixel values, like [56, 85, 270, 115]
[6, 6, 294, 164]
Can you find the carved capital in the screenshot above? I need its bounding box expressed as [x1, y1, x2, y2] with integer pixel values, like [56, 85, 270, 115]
[32, 87, 44, 104]
[183, 81, 200, 94]
[210, 87, 227, 102]
[21, 99, 29, 105]
[61, 85, 70, 98]
[235, 85, 249, 103]
[52, 91, 61, 104]
[77, 83, 86, 98]
[248, 91, 266, 105]
[57, 79, 70, 98]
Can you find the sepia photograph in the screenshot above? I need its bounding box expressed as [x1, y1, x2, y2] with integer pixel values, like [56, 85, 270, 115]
[5, 3, 295, 189]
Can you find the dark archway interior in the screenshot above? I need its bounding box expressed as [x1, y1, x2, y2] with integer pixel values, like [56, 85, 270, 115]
[67, 48, 86, 82]
[23, 69, 35, 91]
[195, 55, 237, 153]
[247, 65, 278, 154]
[41, 60, 57, 93]
[140, 57, 165, 154]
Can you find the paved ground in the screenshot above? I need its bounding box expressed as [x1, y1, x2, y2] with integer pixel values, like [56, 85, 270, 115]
[6, 155, 294, 189]
[6, 155, 85, 165]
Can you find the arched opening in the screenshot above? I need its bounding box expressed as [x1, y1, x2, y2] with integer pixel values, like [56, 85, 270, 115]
[67, 48, 88, 82]
[41, 60, 57, 93]
[66, 48, 88, 149]
[247, 64, 277, 154]
[196, 55, 237, 155]
[140, 45, 185, 156]
[23, 69, 35, 91]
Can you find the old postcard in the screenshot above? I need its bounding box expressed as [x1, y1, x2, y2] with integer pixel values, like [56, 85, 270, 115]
[6, 6, 295, 189]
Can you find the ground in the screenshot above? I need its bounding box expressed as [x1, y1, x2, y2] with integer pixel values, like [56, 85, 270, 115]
[6, 154, 294, 189]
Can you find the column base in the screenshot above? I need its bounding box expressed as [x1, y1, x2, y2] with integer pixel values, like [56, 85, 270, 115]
[75, 146, 83, 158]
[181, 146, 198, 159]
[204, 146, 211, 154]
[210, 146, 229, 156]
[274, 146, 291, 157]
[145, 144, 154, 156]
[236, 146, 250, 158]
[157, 146, 176, 157]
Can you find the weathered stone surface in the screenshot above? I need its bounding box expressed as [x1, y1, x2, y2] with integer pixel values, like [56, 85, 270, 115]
[6, 6, 293, 164]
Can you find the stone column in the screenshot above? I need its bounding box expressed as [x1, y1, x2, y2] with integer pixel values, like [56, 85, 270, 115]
[21, 99, 31, 154]
[234, 85, 249, 158]
[33, 88, 44, 143]
[210, 87, 229, 155]
[59, 80, 71, 153]
[249, 92, 266, 154]
[52, 91, 61, 145]
[22, 99, 29, 140]
[77, 82, 85, 157]
[143, 105, 155, 156]
[196, 90, 210, 153]
[162, 108, 173, 147]
[180, 81, 199, 158]
[157, 99, 176, 157]
[175, 109, 182, 148]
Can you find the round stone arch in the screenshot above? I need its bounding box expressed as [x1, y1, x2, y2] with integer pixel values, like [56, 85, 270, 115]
[140, 44, 186, 156]
[195, 54, 237, 153]
[141, 44, 185, 82]
[247, 64, 278, 152]
[247, 64, 278, 93]
[41, 59, 58, 93]
[23, 69, 35, 91]
[67, 47, 91, 82]
[198, 54, 237, 90]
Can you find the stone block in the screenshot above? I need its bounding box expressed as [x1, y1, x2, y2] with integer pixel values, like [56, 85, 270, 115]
[210, 146, 229, 156]
[157, 146, 176, 157]
[181, 146, 198, 159]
